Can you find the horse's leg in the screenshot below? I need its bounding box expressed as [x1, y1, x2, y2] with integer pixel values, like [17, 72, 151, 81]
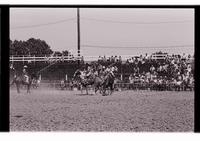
[182, 84, 185, 91]
[108, 84, 111, 95]
[16, 83, 20, 93]
[27, 84, 31, 93]
[102, 85, 106, 96]
[94, 87, 97, 94]
[86, 86, 88, 95]
[185, 85, 188, 91]
[106, 84, 111, 96]
[110, 83, 114, 95]
[95, 85, 99, 95]
[97, 86, 99, 94]
[80, 85, 83, 94]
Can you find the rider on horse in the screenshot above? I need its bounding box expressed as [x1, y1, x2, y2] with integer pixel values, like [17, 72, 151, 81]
[110, 66, 117, 77]
[86, 66, 93, 78]
[10, 63, 16, 77]
[103, 66, 117, 84]
[22, 65, 29, 83]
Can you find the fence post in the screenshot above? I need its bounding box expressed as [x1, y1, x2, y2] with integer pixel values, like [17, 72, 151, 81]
[12, 56, 13, 64]
[65, 74, 68, 81]
[39, 74, 41, 81]
[34, 55, 35, 63]
[23, 55, 24, 64]
[120, 74, 123, 81]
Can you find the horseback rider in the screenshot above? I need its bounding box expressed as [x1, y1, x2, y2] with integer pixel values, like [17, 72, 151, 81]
[96, 64, 102, 76]
[110, 66, 118, 77]
[105, 66, 111, 75]
[10, 63, 16, 78]
[86, 65, 93, 78]
[100, 66, 106, 75]
[103, 65, 117, 84]
[81, 68, 86, 78]
[22, 65, 29, 83]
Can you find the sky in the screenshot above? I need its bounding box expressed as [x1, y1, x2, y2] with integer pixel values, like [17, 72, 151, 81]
[10, 8, 194, 58]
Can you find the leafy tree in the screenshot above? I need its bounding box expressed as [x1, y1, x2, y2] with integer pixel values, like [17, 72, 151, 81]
[10, 38, 53, 56]
[53, 51, 62, 56]
[10, 38, 73, 58]
[10, 40, 29, 55]
[26, 38, 53, 56]
[62, 50, 69, 56]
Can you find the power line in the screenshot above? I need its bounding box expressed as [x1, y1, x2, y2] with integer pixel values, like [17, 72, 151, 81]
[82, 18, 193, 24]
[10, 17, 193, 30]
[82, 44, 194, 49]
[11, 18, 76, 30]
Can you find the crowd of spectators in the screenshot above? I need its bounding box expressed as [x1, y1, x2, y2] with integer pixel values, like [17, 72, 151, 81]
[98, 55, 122, 63]
[124, 52, 194, 91]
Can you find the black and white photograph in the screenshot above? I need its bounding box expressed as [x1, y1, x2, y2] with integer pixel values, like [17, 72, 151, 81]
[0, 8, 1, 100]
[9, 7, 194, 132]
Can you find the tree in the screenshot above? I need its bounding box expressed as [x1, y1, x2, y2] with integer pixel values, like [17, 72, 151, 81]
[62, 50, 69, 56]
[27, 38, 53, 56]
[53, 51, 62, 56]
[10, 38, 53, 56]
[10, 40, 15, 55]
[10, 38, 73, 58]
[10, 40, 29, 56]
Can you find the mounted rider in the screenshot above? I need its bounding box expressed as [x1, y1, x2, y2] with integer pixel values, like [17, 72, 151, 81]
[82, 65, 95, 83]
[85, 66, 93, 78]
[105, 66, 116, 78]
[10, 63, 17, 78]
[22, 65, 29, 83]
[99, 65, 105, 76]
[111, 66, 118, 77]
[103, 65, 118, 84]
[101, 65, 118, 90]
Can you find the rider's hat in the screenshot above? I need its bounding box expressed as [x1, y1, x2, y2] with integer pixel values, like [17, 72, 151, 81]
[23, 65, 28, 68]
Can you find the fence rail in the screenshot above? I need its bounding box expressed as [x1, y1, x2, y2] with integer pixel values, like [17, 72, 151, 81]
[10, 55, 82, 62]
[9, 55, 194, 63]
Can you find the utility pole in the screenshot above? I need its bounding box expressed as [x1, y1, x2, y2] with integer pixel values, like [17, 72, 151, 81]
[77, 8, 80, 67]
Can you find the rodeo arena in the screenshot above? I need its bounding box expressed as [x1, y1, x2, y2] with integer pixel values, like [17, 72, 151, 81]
[9, 8, 194, 132]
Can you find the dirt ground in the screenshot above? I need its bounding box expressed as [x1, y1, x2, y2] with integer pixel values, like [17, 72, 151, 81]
[10, 89, 194, 132]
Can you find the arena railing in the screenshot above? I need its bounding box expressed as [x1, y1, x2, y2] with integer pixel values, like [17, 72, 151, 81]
[9, 54, 194, 63]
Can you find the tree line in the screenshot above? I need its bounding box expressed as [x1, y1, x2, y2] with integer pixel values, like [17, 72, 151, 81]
[10, 38, 70, 57]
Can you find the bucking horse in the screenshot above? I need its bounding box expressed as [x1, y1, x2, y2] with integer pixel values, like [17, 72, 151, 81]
[73, 69, 103, 95]
[73, 69, 116, 96]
